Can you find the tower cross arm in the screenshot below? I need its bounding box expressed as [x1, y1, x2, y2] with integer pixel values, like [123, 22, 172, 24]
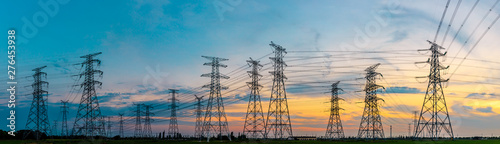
[195, 95, 204, 100]
[269, 71, 288, 79]
[246, 58, 263, 67]
[32, 66, 47, 71]
[246, 82, 263, 88]
[438, 65, 449, 70]
[169, 98, 180, 102]
[92, 70, 104, 75]
[219, 74, 230, 79]
[269, 41, 287, 53]
[79, 52, 102, 58]
[269, 57, 287, 66]
[31, 81, 49, 86]
[201, 73, 211, 77]
[201, 56, 229, 61]
[426, 40, 446, 49]
[365, 63, 381, 72]
[440, 78, 450, 82]
[90, 59, 102, 65]
[202, 84, 211, 88]
[247, 71, 262, 77]
[364, 84, 385, 91]
[203, 62, 228, 68]
[92, 81, 103, 87]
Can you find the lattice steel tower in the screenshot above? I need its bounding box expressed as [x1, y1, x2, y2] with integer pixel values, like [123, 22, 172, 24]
[325, 81, 345, 139]
[358, 63, 384, 139]
[60, 100, 69, 137]
[265, 41, 293, 139]
[25, 65, 49, 140]
[201, 56, 231, 141]
[52, 120, 58, 136]
[134, 103, 142, 137]
[194, 95, 204, 138]
[143, 105, 154, 138]
[168, 89, 179, 138]
[414, 40, 453, 139]
[243, 58, 265, 139]
[118, 113, 124, 137]
[106, 116, 112, 137]
[72, 52, 105, 137]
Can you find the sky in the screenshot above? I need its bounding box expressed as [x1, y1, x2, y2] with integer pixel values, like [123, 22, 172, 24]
[2, 0, 500, 138]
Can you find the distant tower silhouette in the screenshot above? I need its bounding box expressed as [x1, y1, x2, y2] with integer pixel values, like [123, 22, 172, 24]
[60, 100, 69, 137]
[325, 81, 345, 139]
[25, 66, 49, 140]
[72, 52, 105, 137]
[168, 89, 179, 138]
[134, 103, 142, 137]
[107, 116, 112, 137]
[413, 111, 418, 136]
[52, 120, 58, 136]
[243, 58, 265, 139]
[414, 40, 453, 139]
[194, 95, 204, 138]
[201, 56, 231, 141]
[265, 41, 293, 139]
[143, 105, 154, 138]
[118, 113, 124, 137]
[358, 63, 384, 139]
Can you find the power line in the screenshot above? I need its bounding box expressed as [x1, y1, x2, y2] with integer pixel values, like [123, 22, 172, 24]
[440, 0, 462, 46]
[447, 0, 500, 67]
[445, 0, 480, 50]
[448, 6, 500, 80]
[433, 0, 451, 42]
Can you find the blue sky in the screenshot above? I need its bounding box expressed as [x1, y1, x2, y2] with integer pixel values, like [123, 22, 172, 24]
[2, 0, 500, 137]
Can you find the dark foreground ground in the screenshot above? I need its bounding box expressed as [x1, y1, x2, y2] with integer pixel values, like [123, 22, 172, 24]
[1, 139, 500, 144]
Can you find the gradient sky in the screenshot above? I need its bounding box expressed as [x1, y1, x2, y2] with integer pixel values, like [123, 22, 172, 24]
[2, 0, 500, 138]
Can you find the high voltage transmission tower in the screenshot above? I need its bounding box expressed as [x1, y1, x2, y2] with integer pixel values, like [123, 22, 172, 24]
[168, 89, 179, 138]
[358, 63, 385, 139]
[107, 116, 112, 137]
[118, 113, 124, 137]
[243, 58, 265, 139]
[265, 41, 293, 139]
[408, 123, 411, 137]
[194, 95, 204, 139]
[413, 111, 417, 137]
[60, 100, 69, 137]
[52, 120, 58, 136]
[143, 105, 154, 138]
[201, 56, 231, 141]
[325, 81, 345, 139]
[25, 65, 49, 140]
[134, 103, 142, 137]
[414, 40, 453, 139]
[72, 52, 105, 137]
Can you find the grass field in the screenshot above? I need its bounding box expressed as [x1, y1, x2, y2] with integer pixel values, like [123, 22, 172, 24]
[1, 139, 500, 144]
